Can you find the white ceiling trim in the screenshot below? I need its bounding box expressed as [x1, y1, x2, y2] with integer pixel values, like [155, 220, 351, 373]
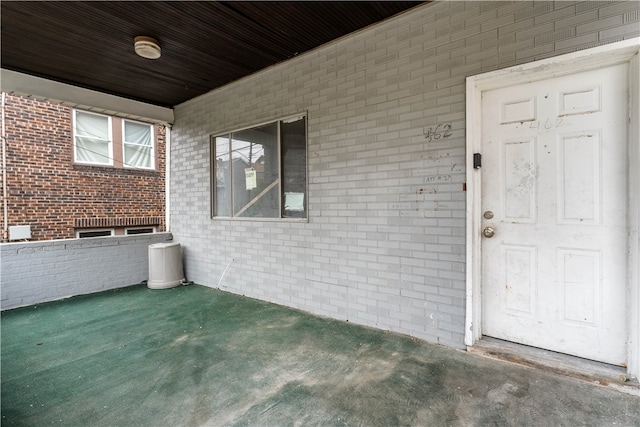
[0, 69, 174, 125]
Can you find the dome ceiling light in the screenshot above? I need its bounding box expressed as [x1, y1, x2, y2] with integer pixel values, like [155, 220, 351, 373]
[134, 36, 161, 60]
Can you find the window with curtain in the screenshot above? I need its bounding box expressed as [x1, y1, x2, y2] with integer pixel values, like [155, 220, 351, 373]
[211, 114, 307, 219]
[73, 109, 155, 170]
[123, 120, 154, 169]
[74, 110, 112, 165]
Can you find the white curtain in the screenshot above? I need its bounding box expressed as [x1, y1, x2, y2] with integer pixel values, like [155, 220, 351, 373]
[124, 121, 152, 168]
[75, 111, 111, 164]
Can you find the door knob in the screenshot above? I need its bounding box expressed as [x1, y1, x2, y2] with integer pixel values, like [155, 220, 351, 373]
[482, 226, 495, 238]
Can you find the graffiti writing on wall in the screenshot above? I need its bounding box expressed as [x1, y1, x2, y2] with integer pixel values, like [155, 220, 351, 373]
[425, 174, 451, 183]
[424, 123, 452, 143]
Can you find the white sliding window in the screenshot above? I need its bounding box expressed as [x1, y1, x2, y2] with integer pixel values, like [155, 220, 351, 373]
[212, 114, 307, 219]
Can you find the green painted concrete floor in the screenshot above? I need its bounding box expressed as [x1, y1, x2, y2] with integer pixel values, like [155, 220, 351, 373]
[1, 284, 638, 427]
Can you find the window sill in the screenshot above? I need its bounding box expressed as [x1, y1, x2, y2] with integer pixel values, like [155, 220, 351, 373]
[211, 216, 308, 223]
[73, 163, 160, 176]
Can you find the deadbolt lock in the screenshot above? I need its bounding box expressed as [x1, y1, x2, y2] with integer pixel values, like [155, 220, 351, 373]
[483, 211, 494, 219]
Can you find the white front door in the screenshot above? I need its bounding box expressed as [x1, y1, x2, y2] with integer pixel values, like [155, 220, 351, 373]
[480, 63, 628, 366]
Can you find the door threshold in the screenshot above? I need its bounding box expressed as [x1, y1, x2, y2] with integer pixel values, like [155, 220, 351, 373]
[468, 337, 639, 396]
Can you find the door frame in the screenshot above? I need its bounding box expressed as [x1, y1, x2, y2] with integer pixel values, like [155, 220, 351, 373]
[465, 38, 640, 376]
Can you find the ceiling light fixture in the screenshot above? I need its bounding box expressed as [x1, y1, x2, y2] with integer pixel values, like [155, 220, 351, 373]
[134, 36, 161, 60]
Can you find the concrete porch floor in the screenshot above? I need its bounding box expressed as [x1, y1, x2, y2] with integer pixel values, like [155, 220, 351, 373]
[1, 284, 638, 426]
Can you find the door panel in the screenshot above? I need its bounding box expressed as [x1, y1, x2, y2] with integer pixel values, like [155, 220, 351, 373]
[481, 63, 628, 365]
[500, 245, 537, 316]
[558, 132, 600, 224]
[502, 138, 537, 221]
[557, 249, 600, 326]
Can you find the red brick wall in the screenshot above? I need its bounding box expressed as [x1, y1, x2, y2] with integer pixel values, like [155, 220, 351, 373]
[0, 94, 165, 241]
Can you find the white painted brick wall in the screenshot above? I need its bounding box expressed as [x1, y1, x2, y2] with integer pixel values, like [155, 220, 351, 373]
[0, 233, 173, 310]
[170, 1, 639, 349]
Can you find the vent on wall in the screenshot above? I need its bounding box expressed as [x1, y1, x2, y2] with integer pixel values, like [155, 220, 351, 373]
[9, 225, 31, 240]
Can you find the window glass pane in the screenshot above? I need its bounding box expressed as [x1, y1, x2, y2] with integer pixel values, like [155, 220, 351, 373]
[281, 116, 307, 218]
[75, 136, 111, 164]
[124, 121, 152, 146]
[214, 136, 232, 216]
[124, 145, 153, 168]
[76, 111, 109, 139]
[231, 123, 279, 218]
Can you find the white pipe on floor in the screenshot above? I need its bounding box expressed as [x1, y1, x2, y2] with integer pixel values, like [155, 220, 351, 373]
[217, 258, 235, 288]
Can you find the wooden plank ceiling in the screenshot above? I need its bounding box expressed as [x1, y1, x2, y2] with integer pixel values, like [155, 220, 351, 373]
[1, 1, 423, 108]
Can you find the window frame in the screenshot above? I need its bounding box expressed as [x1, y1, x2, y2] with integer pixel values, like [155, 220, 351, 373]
[122, 118, 155, 170]
[76, 228, 115, 238]
[73, 110, 113, 166]
[72, 109, 157, 171]
[210, 113, 308, 221]
[125, 226, 156, 235]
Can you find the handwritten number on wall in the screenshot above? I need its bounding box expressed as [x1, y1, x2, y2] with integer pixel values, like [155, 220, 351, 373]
[424, 124, 452, 143]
